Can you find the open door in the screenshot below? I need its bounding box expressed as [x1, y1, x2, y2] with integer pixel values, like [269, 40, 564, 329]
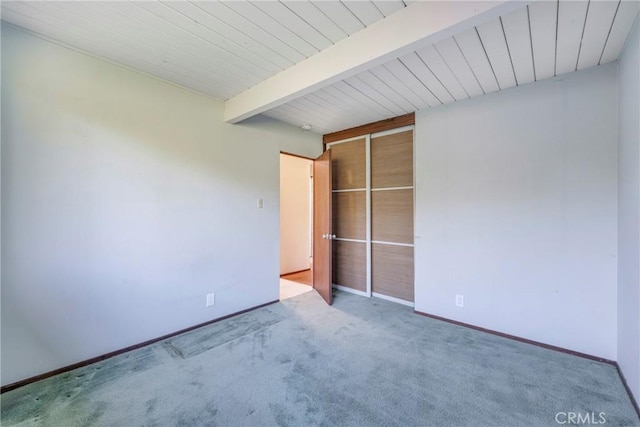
[313, 149, 332, 305]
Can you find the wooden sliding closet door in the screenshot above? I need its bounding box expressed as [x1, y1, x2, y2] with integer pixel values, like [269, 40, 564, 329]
[371, 130, 414, 303]
[330, 138, 367, 293]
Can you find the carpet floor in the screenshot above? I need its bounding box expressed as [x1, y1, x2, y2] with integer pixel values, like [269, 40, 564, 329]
[1, 290, 638, 426]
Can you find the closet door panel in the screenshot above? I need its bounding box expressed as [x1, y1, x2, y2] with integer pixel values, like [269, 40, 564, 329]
[333, 240, 366, 292]
[371, 189, 414, 244]
[329, 123, 414, 302]
[332, 138, 366, 190]
[372, 244, 414, 302]
[371, 130, 413, 188]
[332, 191, 366, 240]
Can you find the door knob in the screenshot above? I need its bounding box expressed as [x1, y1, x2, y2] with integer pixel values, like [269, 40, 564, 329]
[329, 234, 336, 240]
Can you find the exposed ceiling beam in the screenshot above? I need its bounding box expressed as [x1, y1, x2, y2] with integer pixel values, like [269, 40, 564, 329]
[224, 0, 527, 124]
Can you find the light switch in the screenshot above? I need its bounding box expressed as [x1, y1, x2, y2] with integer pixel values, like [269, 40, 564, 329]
[257, 198, 263, 209]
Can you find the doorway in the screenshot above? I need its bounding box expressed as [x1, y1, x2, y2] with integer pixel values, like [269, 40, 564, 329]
[279, 153, 314, 300]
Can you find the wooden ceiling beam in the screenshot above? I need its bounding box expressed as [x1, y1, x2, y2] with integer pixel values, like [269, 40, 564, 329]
[224, 1, 527, 124]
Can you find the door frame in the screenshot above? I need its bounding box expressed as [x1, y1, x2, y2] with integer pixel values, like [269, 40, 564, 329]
[325, 135, 372, 298]
[279, 151, 315, 285]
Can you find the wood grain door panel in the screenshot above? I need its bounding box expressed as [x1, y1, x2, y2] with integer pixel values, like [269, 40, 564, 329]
[372, 244, 414, 302]
[313, 149, 332, 305]
[332, 240, 366, 292]
[332, 191, 366, 240]
[371, 189, 414, 244]
[331, 138, 366, 190]
[371, 130, 413, 189]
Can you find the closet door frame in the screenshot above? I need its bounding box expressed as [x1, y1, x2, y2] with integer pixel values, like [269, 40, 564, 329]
[327, 125, 415, 306]
[370, 125, 415, 307]
[326, 134, 371, 297]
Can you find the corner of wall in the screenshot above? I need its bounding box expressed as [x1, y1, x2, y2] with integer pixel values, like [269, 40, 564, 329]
[617, 12, 640, 407]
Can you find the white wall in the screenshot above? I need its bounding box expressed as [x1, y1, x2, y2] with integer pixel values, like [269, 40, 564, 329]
[280, 154, 312, 275]
[0, 24, 322, 386]
[415, 64, 618, 360]
[617, 16, 640, 406]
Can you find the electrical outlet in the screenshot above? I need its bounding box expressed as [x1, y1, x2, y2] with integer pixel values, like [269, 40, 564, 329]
[455, 294, 464, 308]
[206, 293, 215, 307]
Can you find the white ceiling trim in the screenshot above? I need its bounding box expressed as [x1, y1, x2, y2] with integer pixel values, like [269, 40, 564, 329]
[223, 0, 529, 124]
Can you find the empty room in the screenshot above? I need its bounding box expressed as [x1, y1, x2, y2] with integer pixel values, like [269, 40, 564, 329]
[1, 0, 640, 426]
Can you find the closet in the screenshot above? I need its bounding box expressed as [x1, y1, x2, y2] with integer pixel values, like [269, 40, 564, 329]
[327, 125, 414, 305]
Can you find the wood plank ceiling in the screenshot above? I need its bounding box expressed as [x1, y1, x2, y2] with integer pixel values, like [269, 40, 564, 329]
[0, 0, 402, 100]
[2, 1, 638, 135]
[263, 0, 640, 134]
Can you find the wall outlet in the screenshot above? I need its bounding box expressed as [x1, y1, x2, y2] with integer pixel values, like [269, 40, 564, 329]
[206, 293, 215, 307]
[455, 294, 464, 308]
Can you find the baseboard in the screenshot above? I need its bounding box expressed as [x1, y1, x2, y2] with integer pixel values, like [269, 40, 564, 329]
[280, 269, 311, 277]
[332, 284, 368, 297]
[414, 310, 640, 420]
[1, 299, 279, 394]
[615, 363, 640, 419]
[414, 310, 615, 363]
[371, 292, 414, 308]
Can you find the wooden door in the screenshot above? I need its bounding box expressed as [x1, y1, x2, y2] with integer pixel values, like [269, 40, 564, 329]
[313, 149, 332, 305]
